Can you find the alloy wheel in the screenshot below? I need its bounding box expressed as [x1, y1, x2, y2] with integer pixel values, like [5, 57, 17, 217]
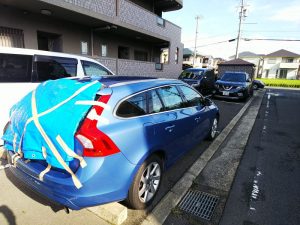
[138, 162, 161, 203]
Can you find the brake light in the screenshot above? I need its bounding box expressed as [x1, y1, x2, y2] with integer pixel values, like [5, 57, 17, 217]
[75, 95, 120, 157]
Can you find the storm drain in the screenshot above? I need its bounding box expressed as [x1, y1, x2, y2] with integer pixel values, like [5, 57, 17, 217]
[178, 190, 219, 220]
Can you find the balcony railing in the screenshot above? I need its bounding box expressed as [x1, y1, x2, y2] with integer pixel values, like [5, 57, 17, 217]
[279, 62, 299, 69]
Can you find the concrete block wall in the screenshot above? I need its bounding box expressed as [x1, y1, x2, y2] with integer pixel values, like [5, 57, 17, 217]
[62, 0, 116, 17]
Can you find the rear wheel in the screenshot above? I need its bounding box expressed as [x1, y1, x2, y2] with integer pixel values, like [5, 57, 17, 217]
[127, 155, 163, 209]
[207, 117, 218, 140]
[253, 84, 258, 90]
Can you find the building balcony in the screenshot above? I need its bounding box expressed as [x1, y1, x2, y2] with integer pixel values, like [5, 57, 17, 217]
[279, 62, 299, 69]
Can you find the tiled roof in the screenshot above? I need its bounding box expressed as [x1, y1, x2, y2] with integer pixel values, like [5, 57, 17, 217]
[218, 58, 255, 66]
[183, 48, 203, 56]
[265, 49, 300, 57]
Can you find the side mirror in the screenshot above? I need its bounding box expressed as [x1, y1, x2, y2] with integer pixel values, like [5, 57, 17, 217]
[247, 78, 251, 82]
[203, 97, 211, 106]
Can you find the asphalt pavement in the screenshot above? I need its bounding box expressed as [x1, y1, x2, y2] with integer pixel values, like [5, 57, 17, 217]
[0, 98, 245, 225]
[220, 88, 300, 225]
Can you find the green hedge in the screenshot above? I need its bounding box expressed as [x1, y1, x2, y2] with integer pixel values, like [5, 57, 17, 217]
[257, 78, 300, 88]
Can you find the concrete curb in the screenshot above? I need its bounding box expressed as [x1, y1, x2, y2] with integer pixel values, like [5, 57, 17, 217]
[0, 146, 7, 160]
[141, 92, 263, 225]
[87, 203, 127, 225]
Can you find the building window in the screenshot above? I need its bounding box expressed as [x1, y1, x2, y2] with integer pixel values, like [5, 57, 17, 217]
[37, 31, 62, 52]
[160, 48, 169, 64]
[268, 58, 276, 64]
[175, 47, 179, 64]
[265, 69, 269, 78]
[81, 41, 88, 55]
[279, 69, 288, 79]
[283, 58, 294, 63]
[134, 50, 148, 61]
[101, 44, 107, 57]
[0, 26, 24, 48]
[118, 46, 130, 59]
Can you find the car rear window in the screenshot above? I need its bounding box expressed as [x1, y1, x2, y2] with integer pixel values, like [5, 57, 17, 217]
[116, 92, 147, 118]
[0, 53, 32, 82]
[221, 73, 246, 82]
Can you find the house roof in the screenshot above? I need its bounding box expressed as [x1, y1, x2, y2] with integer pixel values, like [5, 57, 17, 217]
[218, 58, 255, 66]
[183, 48, 202, 56]
[265, 49, 300, 57]
[229, 51, 265, 59]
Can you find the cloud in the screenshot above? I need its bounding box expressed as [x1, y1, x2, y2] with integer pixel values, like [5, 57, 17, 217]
[270, 5, 300, 22]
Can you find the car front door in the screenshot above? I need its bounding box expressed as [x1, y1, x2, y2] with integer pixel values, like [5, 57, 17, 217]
[178, 85, 211, 142]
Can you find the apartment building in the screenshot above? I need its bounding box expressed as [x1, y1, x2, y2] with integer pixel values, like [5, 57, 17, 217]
[0, 0, 183, 78]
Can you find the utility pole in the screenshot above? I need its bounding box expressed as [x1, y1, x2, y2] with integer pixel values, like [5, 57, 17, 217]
[193, 15, 201, 67]
[235, 0, 247, 59]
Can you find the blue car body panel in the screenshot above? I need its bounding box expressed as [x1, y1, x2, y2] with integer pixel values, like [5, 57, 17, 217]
[3, 76, 219, 209]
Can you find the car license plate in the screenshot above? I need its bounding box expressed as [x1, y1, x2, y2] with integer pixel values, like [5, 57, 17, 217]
[223, 91, 229, 96]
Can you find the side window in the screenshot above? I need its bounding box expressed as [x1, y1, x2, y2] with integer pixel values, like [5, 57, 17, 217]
[35, 55, 77, 82]
[148, 89, 164, 114]
[116, 93, 147, 118]
[0, 53, 32, 82]
[157, 86, 184, 111]
[81, 60, 111, 76]
[179, 85, 203, 107]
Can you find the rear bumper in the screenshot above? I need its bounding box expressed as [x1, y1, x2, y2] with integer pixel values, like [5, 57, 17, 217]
[7, 150, 138, 210]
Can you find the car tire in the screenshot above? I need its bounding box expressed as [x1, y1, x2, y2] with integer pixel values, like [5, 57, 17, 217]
[207, 117, 218, 140]
[126, 155, 163, 209]
[253, 84, 258, 90]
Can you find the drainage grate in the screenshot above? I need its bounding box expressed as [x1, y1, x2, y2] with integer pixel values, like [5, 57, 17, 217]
[178, 190, 219, 220]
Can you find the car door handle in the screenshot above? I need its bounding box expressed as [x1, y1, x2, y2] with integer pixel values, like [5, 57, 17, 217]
[165, 125, 175, 132]
[195, 117, 201, 122]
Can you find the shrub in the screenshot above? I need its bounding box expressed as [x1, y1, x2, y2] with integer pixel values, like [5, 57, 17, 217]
[257, 78, 300, 88]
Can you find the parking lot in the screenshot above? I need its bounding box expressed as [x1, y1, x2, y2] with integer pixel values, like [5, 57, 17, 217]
[1, 88, 299, 225]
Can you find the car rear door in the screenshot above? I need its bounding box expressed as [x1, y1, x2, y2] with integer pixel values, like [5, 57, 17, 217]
[149, 85, 193, 165]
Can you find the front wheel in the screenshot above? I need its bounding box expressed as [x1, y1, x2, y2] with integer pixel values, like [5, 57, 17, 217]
[127, 155, 163, 209]
[207, 117, 218, 140]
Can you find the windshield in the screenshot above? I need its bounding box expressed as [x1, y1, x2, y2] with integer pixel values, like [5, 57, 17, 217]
[221, 73, 246, 82]
[179, 70, 204, 79]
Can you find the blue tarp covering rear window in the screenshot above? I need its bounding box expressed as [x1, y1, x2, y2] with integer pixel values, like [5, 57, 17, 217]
[2, 78, 101, 169]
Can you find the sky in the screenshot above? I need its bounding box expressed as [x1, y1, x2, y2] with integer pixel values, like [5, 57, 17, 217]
[163, 0, 300, 59]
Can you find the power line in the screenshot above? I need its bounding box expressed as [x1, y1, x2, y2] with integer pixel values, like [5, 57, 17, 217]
[243, 38, 300, 41]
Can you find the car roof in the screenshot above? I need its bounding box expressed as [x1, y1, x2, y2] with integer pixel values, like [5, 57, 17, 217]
[183, 68, 212, 72]
[76, 76, 183, 90]
[0, 47, 102, 63]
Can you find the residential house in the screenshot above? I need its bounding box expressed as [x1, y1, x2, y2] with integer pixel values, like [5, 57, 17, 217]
[261, 49, 300, 79]
[182, 48, 215, 69]
[0, 0, 183, 78]
[218, 58, 256, 79]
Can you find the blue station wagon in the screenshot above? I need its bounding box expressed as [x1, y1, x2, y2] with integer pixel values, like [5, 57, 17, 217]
[2, 76, 219, 210]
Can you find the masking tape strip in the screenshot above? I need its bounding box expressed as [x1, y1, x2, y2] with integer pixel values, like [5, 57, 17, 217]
[31, 89, 82, 189]
[75, 100, 111, 110]
[13, 134, 17, 152]
[56, 135, 87, 168]
[42, 146, 47, 159]
[39, 164, 51, 181]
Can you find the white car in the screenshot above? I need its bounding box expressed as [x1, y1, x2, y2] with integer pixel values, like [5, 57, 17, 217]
[0, 47, 114, 145]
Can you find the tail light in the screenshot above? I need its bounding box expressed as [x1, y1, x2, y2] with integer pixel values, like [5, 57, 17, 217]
[75, 95, 120, 157]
